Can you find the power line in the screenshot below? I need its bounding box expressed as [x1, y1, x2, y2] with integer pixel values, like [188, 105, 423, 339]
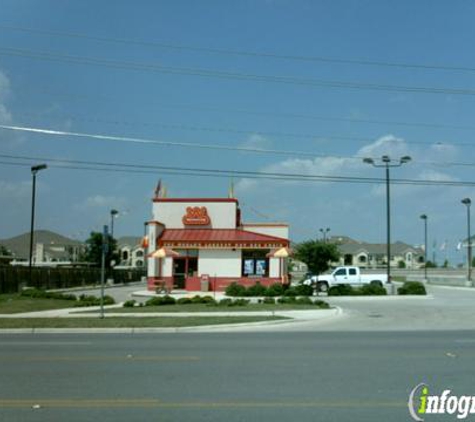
[14, 111, 475, 149]
[2, 46, 475, 96]
[0, 123, 342, 159]
[1, 153, 475, 188]
[17, 87, 475, 132]
[1, 23, 475, 73]
[1, 123, 475, 167]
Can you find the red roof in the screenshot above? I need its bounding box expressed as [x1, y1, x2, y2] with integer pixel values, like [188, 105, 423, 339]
[159, 229, 288, 245]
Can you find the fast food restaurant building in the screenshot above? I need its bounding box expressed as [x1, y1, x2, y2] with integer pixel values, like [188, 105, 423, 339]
[145, 196, 290, 292]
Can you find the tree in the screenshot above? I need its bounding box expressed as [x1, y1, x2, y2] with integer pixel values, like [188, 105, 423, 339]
[294, 240, 340, 275]
[0, 245, 11, 256]
[84, 231, 118, 268]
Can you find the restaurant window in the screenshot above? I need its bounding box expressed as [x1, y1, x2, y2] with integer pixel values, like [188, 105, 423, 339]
[242, 250, 269, 277]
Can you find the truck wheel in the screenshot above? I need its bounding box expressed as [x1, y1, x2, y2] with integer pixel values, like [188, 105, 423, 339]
[370, 280, 383, 288]
[317, 282, 329, 293]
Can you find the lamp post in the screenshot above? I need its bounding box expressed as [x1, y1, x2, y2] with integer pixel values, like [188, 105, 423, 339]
[363, 155, 411, 287]
[110, 209, 119, 239]
[461, 198, 472, 282]
[319, 227, 330, 242]
[420, 214, 428, 281]
[29, 164, 48, 285]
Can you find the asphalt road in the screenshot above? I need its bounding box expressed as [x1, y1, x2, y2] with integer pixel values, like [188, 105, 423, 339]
[1, 331, 475, 422]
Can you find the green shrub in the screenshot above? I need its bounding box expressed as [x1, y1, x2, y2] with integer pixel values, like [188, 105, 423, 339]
[264, 283, 285, 297]
[218, 298, 250, 307]
[283, 287, 298, 297]
[225, 282, 247, 297]
[262, 297, 275, 305]
[20, 288, 76, 301]
[398, 281, 427, 295]
[232, 298, 250, 306]
[328, 285, 355, 296]
[247, 282, 267, 296]
[277, 296, 297, 304]
[313, 299, 330, 309]
[295, 296, 313, 305]
[359, 284, 387, 296]
[294, 284, 314, 296]
[176, 297, 193, 305]
[188, 295, 217, 305]
[145, 295, 176, 306]
[74, 295, 115, 307]
[123, 300, 136, 308]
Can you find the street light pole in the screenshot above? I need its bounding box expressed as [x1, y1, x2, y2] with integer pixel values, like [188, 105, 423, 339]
[110, 209, 119, 239]
[420, 214, 428, 281]
[363, 155, 411, 288]
[461, 198, 472, 282]
[29, 164, 47, 285]
[319, 227, 330, 242]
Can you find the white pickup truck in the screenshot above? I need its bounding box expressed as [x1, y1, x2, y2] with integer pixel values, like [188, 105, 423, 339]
[303, 266, 388, 292]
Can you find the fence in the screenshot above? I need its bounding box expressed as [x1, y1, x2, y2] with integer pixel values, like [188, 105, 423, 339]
[0, 266, 146, 294]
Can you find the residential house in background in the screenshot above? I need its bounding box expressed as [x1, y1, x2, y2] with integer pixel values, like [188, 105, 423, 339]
[115, 237, 146, 269]
[1, 230, 85, 266]
[331, 236, 424, 269]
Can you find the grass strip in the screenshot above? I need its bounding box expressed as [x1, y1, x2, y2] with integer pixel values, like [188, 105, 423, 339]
[0, 295, 76, 314]
[0, 316, 289, 329]
[91, 303, 326, 313]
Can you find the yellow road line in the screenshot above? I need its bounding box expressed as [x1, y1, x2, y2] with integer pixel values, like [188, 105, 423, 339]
[0, 399, 405, 409]
[0, 356, 200, 362]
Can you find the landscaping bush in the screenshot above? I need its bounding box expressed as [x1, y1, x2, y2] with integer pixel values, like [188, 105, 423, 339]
[398, 281, 427, 295]
[328, 284, 355, 296]
[283, 287, 299, 297]
[123, 300, 136, 308]
[20, 288, 77, 301]
[218, 298, 250, 307]
[246, 282, 267, 296]
[262, 297, 276, 305]
[295, 296, 313, 305]
[176, 297, 193, 305]
[277, 296, 297, 304]
[73, 295, 115, 307]
[360, 284, 387, 296]
[313, 299, 330, 309]
[225, 282, 247, 297]
[232, 298, 250, 306]
[264, 283, 285, 297]
[294, 284, 314, 296]
[189, 295, 217, 305]
[145, 295, 176, 306]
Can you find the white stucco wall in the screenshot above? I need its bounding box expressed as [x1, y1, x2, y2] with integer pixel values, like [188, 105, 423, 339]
[269, 258, 281, 278]
[242, 224, 289, 240]
[153, 201, 237, 229]
[198, 249, 242, 277]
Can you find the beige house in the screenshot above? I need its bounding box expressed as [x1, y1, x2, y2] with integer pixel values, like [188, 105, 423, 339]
[332, 236, 424, 269]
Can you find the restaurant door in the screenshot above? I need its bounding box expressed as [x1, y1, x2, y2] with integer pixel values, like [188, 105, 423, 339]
[173, 256, 198, 289]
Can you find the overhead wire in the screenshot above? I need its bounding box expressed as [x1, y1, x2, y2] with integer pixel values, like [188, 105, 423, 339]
[1, 46, 475, 96]
[1, 123, 475, 167]
[1, 23, 475, 73]
[13, 111, 475, 149]
[1, 153, 475, 188]
[15, 87, 475, 133]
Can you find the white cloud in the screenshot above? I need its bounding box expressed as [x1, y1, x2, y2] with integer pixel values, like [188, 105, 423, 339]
[357, 134, 410, 158]
[0, 70, 10, 102]
[0, 180, 31, 199]
[239, 134, 273, 150]
[75, 195, 128, 211]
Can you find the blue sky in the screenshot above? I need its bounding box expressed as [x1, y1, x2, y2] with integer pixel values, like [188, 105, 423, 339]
[1, 0, 475, 266]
